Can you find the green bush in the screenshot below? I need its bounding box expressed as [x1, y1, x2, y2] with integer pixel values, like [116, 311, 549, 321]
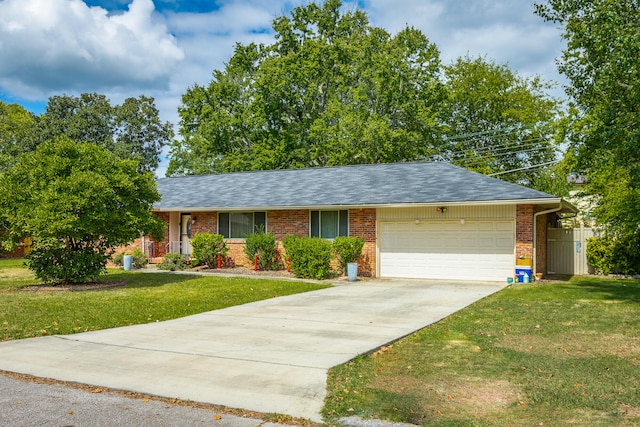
[282, 235, 333, 280]
[244, 230, 278, 270]
[586, 233, 640, 275]
[27, 244, 108, 284]
[586, 236, 616, 275]
[190, 232, 228, 269]
[112, 247, 148, 269]
[113, 252, 125, 267]
[332, 236, 364, 274]
[157, 253, 189, 271]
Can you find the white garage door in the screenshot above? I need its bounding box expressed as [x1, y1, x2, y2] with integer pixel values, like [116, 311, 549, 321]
[379, 220, 515, 281]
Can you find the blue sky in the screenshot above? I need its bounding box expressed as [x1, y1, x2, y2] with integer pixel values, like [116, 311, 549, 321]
[0, 0, 566, 174]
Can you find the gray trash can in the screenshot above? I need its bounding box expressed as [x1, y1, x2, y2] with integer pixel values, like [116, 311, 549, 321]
[123, 255, 133, 271]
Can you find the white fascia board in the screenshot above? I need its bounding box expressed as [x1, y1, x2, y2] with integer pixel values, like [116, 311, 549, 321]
[153, 198, 572, 212]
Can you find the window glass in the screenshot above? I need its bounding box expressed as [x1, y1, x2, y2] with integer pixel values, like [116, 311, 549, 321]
[310, 211, 320, 237]
[321, 211, 339, 238]
[310, 210, 348, 238]
[254, 212, 266, 232]
[230, 212, 252, 238]
[218, 212, 267, 238]
[218, 213, 230, 237]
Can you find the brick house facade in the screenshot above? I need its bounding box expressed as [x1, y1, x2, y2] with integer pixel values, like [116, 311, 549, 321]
[140, 162, 577, 281]
[140, 203, 555, 279]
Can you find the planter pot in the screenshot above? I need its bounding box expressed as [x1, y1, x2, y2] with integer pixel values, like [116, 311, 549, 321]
[123, 255, 133, 271]
[347, 262, 358, 282]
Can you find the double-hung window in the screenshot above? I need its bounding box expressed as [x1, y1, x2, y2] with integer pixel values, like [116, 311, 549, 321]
[310, 210, 348, 239]
[218, 212, 266, 238]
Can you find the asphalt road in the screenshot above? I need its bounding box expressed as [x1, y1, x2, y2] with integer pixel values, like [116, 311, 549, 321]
[0, 372, 283, 427]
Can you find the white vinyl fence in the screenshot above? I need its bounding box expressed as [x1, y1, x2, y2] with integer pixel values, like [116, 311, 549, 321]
[547, 227, 594, 275]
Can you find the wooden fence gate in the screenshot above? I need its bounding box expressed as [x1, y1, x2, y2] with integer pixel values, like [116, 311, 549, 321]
[547, 227, 594, 275]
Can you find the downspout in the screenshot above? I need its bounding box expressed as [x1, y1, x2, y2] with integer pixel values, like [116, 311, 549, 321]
[533, 203, 563, 279]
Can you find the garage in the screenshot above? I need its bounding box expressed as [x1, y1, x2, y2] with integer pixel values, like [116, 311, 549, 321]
[379, 219, 515, 281]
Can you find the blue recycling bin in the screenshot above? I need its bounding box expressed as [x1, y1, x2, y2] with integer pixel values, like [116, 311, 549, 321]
[515, 266, 532, 283]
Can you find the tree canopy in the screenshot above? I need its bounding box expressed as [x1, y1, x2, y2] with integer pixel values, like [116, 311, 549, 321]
[167, 0, 444, 175]
[440, 56, 561, 186]
[536, 0, 640, 233]
[168, 0, 561, 188]
[0, 101, 37, 171]
[0, 138, 164, 283]
[33, 93, 173, 173]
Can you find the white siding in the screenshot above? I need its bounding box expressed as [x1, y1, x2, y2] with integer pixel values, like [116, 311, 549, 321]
[377, 205, 516, 221]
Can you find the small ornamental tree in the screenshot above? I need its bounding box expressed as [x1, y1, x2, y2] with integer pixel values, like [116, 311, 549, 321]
[0, 138, 164, 284]
[190, 232, 228, 269]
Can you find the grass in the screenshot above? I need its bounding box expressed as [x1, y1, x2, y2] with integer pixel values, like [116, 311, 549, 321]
[0, 259, 329, 341]
[323, 276, 640, 426]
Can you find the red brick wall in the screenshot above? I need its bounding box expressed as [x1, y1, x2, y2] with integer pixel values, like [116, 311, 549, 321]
[192, 212, 217, 235]
[349, 208, 376, 277]
[150, 209, 379, 277]
[267, 210, 309, 239]
[516, 204, 534, 260]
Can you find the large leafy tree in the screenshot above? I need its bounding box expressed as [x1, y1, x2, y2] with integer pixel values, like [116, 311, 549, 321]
[536, 0, 640, 233]
[35, 93, 173, 172]
[440, 56, 561, 186]
[0, 138, 164, 284]
[0, 101, 37, 171]
[168, 0, 445, 175]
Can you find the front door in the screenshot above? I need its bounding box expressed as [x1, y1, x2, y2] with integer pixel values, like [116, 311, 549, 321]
[180, 214, 192, 257]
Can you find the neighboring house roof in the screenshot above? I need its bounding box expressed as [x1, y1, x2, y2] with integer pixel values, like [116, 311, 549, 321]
[155, 161, 577, 212]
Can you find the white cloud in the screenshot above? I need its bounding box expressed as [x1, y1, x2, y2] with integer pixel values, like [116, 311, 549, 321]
[0, 0, 184, 98]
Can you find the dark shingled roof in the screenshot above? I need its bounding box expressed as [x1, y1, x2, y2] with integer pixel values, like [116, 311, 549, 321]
[155, 162, 562, 211]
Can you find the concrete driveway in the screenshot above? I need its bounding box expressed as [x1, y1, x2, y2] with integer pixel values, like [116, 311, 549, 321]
[0, 279, 506, 422]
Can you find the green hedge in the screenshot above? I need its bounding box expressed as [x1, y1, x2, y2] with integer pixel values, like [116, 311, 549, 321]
[244, 230, 278, 270]
[190, 233, 228, 269]
[586, 233, 640, 275]
[282, 235, 333, 280]
[332, 236, 364, 274]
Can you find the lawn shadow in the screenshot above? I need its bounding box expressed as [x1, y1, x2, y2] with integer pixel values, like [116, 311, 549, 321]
[569, 276, 640, 303]
[101, 271, 201, 289]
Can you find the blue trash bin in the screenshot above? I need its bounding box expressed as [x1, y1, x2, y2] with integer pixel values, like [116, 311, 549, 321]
[515, 266, 532, 283]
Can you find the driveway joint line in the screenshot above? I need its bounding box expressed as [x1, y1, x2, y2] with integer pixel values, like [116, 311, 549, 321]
[53, 336, 333, 370]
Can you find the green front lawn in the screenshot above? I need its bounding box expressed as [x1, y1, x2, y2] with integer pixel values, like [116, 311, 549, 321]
[324, 276, 640, 426]
[0, 259, 328, 341]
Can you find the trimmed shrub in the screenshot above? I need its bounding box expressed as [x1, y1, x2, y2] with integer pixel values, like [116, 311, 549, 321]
[112, 247, 148, 269]
[244, 230, 278, 270]
[27, 244, 108, 284]
[190, 232, 228, 269]
[587, 233, 640, 275]
[113, 252, 125, 267]
[157, 253, 189, 271]
[333, 236, 364, 274]
[282, 235, 333, 280]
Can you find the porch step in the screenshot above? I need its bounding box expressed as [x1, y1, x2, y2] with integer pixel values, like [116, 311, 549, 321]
[149, 257, 164, 264]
